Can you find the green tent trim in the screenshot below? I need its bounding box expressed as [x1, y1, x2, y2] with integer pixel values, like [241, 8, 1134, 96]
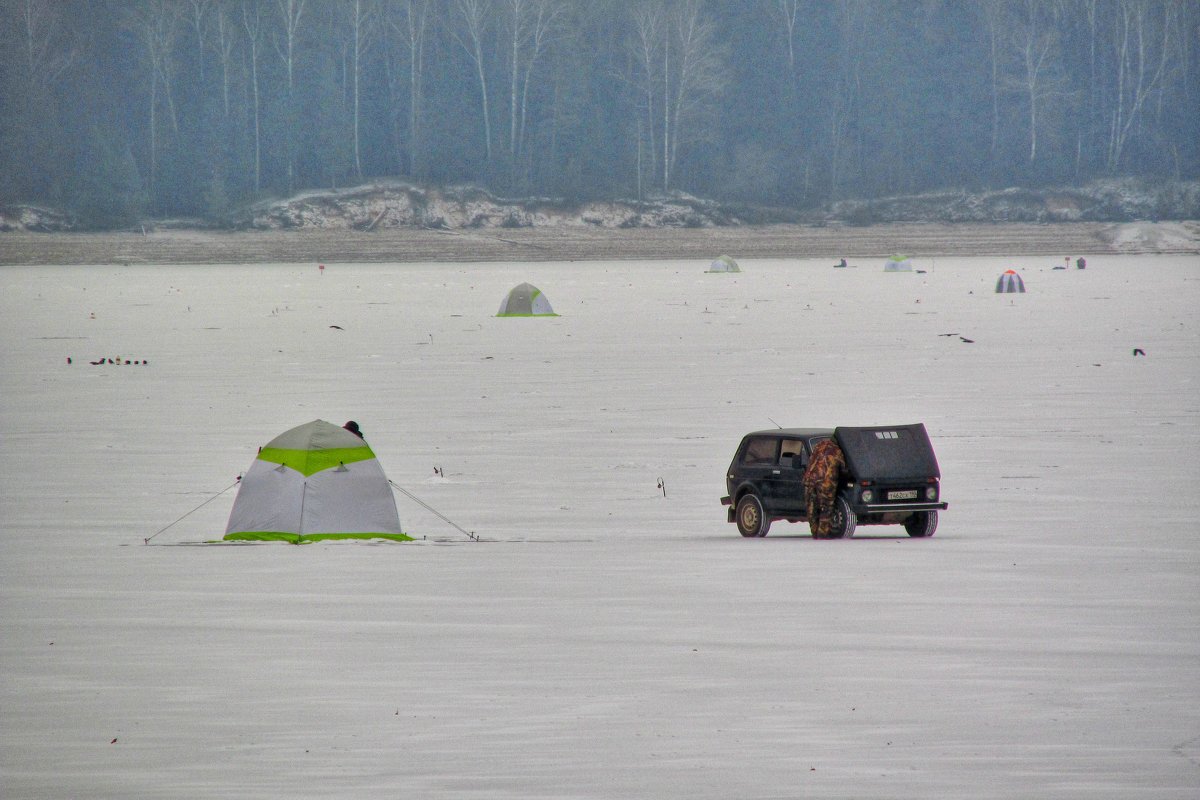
[256, 445, 375, 477]
[223, 531, 414, 543]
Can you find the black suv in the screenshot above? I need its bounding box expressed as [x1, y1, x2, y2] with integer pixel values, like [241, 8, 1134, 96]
[720, 424, 947, 538]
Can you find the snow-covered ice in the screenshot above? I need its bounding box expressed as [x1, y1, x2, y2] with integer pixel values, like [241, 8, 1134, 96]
[2, 254, 1198, 798]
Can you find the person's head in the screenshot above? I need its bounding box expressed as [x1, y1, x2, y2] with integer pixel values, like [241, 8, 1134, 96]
[343, 420, 362, 437]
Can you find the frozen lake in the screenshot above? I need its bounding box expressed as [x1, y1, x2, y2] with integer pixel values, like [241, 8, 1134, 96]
[2, 255, 1198, 798]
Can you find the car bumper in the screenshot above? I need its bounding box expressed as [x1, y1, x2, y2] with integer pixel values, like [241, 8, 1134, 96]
[853, 501, 948, 513]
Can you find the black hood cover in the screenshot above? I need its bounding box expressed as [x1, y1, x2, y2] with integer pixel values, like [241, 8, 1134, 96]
[833, 423, 941, 482]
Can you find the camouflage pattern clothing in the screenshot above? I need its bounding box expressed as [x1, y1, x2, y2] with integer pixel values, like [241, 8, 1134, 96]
[803, 438, 846, 538]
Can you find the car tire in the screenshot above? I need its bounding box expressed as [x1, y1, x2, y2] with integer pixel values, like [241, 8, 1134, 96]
[905, 510, 938, 538]
[826, 496, 857, 539]
[735, 494, 771, 538]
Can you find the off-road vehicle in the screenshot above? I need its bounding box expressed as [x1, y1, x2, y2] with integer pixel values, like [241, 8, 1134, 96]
[720, 424, 947, 538]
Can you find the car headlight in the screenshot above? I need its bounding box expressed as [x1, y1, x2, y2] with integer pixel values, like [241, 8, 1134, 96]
[861, 489, 873, 503]
[926, 486, 938, 501]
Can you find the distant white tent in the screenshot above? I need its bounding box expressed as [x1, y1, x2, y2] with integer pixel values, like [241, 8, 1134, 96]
[497, 282, 557, 317]
[995, 269, 1026, 293]
[224, 420, 407, 543]
[706, 255, 741, 273]
[883, 255, 913, 272]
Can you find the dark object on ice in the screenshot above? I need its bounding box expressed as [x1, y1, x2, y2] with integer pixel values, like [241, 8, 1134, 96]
[330, 325, 344, 330]
[938, 333, 959, 337]
[1133, 348, 1145, 356]
[1077, 257, 1087, 269]
[67, 357, 72, 364]
[721, 424, 947, 539]
[343, 420, 364, 439]
[959, 337, 975, 343]
[834, 258, 847, 268]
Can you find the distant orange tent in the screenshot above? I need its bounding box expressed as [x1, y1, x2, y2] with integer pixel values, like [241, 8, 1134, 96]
[995, 270, 1026, 293]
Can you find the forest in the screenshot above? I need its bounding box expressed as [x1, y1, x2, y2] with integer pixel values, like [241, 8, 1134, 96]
[1, 0, 1196, 228]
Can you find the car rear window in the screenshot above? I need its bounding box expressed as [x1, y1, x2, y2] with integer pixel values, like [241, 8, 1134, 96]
[741, 437, 777, 465]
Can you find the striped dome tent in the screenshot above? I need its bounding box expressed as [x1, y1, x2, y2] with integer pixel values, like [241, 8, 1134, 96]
[883, 255, 913, 272]
[995, 269, 1026, 293]
[497, 282, 557, 316]
[706, 254, 741, 273]
[224, 420, 408, 543]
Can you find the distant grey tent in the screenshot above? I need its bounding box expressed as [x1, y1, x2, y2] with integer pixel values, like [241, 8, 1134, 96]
[224, 419, 408, 543]
[995, 269, 1026, 293]
[706, 255, 741, 273]
[884, 255, 913, 272]
[497, 282, 557, 317]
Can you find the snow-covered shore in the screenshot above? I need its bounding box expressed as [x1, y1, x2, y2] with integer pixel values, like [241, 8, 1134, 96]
[2, 253, 1198, 798]
[1, 219, 1198, 267]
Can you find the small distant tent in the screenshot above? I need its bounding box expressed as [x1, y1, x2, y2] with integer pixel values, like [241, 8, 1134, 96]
[224, 419, 408, 543]
[884, 255, 913, 272]
[995, 269, 1026, 293]
[497, 282, 557, 316]
[706, 255, 741, 273]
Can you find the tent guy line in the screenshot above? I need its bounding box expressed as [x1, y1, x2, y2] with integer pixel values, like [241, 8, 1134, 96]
[144, 479, 241, 545]
[388, 480, 479, 542]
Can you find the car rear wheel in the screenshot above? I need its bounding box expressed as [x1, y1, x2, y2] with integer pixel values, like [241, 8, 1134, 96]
[735, 494, 771, 537]
[905, 510, 938, 537]
[826, 496, 857, 539]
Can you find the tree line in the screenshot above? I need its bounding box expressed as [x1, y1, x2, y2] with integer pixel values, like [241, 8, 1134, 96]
[1, 0, 1196, 227]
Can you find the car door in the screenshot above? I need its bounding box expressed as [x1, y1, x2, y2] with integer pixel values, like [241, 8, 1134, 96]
[764, 438, 808, 514]
[736, 436, 781, 511]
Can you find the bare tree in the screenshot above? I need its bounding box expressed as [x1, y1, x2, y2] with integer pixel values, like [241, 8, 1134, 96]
[1104, 0, 1174, 172]
[187, 0, 214, 83]
[768, 0, 800, 79]
[629, 3, 664, 192]
[451, 0, 495, 165]
[501, 0, 563, 185]
[10, 0, 77, 199]
[979, 0, 1004, 164]
[273, 0, 307, 191]
[827, 0, 864, 197]
[345, 0, 378, 180]
[241, 0, 264, 192]
[663, 0, 725, 190]
[384, 0, 433, 176]
[126, 0, 184, 198]
[213, 0, 239, 120]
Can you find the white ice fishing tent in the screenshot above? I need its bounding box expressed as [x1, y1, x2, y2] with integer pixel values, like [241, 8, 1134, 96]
[706, 255, 741, 273]
[497, 282, 558, 316]
[995, 269, 1026, 293]
[224, 419, 408, 543]
[884, 255, 913, 272]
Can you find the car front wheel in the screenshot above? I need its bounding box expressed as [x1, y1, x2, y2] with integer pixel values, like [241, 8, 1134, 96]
[735, 494, 771, 537]
[826, 496, 857, 539]
[905, 510, 938, 537]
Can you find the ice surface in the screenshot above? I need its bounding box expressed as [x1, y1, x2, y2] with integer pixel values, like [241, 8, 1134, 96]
[2, 254, 1198, 798]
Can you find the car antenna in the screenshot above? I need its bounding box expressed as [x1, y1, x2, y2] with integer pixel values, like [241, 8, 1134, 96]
[767, 417, 782, 429]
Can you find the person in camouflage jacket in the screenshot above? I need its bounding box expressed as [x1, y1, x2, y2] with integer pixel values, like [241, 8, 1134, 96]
[803, 438, 846, 538]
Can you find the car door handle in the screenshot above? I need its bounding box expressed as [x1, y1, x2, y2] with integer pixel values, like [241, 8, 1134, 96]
[772, 469, 781, 474]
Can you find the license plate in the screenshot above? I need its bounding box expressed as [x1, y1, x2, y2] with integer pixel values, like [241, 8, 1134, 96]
[888, 489, 918, 500]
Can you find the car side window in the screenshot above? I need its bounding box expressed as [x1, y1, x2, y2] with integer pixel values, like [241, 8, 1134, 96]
[741, 437, 777, 465]
[778, 439, 806, 466]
